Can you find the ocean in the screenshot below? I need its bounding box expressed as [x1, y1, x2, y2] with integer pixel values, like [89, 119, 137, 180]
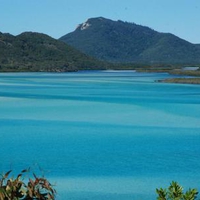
[0, 70, 200, 199]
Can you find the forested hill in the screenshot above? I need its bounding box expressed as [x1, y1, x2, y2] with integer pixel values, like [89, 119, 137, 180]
[0, 31, 107, 72]
[60, 17, 200, 64]
[1, 17, 200, 72]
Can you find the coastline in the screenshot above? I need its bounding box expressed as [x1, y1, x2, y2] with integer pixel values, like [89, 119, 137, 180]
[1, 68, 200, 84]
[136, 68, 200, 84]
[158, 78, 200, 84]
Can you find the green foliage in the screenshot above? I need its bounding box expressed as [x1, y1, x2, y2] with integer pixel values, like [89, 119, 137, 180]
[156, 181, 198, 200]
[0, 169, 56, 200]
[0, 31, 108, 72]
[60, 17, 200, 64]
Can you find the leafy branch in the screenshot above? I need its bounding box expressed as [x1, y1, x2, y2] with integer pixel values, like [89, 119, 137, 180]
[156, 181, 198, 200]
[0, 169, 56, 200]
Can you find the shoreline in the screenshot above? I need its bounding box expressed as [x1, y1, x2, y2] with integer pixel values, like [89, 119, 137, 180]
[136, 68, 200, 84]
[1, 69, 200, 85]
[158, 78, 200, 84]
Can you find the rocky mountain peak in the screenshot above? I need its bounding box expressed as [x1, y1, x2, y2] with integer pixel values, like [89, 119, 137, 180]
[60, 17, 200, 64]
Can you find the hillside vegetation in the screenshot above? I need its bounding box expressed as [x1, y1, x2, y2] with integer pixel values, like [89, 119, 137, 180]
[0, 31, 107, 72]
[1, 17, 200, 72]
[60, 17, 200, 64]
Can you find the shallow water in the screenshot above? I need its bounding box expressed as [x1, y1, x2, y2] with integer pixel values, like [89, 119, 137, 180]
[0, 71, 200, 199]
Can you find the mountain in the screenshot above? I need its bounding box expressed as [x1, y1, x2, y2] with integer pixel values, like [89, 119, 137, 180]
[0, 31, 107, 72]
[60, 17, 200, 64]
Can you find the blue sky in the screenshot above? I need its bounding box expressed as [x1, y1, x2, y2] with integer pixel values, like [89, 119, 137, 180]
[0, 0, 199, 43]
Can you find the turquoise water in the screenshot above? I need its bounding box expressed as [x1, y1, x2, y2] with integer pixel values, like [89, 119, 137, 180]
[0, 70, 200, 199]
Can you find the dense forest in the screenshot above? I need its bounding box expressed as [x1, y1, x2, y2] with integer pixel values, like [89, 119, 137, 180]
[1, 17, 200, 72]
[60, 17, 200, 64]
[0, 31, 108, 72]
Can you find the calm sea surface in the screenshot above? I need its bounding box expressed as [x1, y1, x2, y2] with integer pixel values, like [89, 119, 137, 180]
[0, 71, 200, 200]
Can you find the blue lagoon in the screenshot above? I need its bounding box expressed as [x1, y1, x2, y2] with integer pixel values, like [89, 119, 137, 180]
[0, 71, 200, 199]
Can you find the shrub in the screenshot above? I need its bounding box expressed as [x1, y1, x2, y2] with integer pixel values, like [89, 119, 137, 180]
[0, 169, 56, 200]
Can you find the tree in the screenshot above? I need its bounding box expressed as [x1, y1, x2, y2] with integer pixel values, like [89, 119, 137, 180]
[156, 181, 198, 200]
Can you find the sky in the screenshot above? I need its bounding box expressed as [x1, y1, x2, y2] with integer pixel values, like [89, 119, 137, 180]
[0, 0, 200, 44]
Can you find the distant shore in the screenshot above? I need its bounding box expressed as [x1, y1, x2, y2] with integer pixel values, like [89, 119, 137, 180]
[158, 78, 200, 84]
[1, 67, 200, 84]
[160, 69, 200, 84]
[136, 68, 200, 84]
